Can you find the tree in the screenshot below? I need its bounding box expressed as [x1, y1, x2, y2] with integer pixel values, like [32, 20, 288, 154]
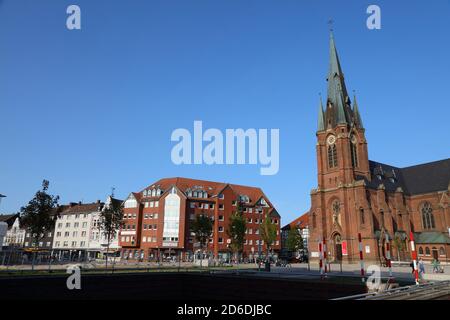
[392, 235, 406, 261]
[98, 196, 124, 269]
[286, 227, 304, 256]
[226, 203, 247, 263]
[259, 215, 277, 263]
[20, 180, 60, 270]
[190, 214, 213, 267]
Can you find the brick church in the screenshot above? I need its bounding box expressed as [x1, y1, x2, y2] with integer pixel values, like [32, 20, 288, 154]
[307, 32, 450, 264]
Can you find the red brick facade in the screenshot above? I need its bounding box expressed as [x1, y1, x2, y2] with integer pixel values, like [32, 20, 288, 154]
[307, 33, 450, 264]
[119, 178, 281, 261]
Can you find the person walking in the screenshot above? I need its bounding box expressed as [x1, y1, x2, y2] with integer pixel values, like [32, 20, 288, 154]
[418, 258, 425, 278]
[432, 258, 440, 273]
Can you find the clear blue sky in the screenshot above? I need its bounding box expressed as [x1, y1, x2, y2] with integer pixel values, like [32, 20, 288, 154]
[1, 0, 449, 224]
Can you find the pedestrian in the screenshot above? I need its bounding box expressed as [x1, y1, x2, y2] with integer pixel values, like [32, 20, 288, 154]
[410, 260, 415, 274]
[418, 258, 425, 278]
[432, 258, 440, 273]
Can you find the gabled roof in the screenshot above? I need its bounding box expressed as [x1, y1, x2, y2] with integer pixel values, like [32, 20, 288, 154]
[0, 213, 20, 227]
[363, 159, 450, 196]
[282, 212, 309, 230]
[139, 177, 274, 207]
[61, 201, 104, 215]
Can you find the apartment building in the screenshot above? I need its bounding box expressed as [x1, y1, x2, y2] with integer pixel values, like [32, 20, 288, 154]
[52, 198, 121, 260]
[119, 177, 281, 261]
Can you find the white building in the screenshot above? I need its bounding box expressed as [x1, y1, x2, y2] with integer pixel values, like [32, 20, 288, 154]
[52, 197, 121, 261]
[4, 217, 25, 248]
[0, 222, 7, 251]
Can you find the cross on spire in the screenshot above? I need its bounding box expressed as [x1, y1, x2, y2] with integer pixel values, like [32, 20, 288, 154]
[328, 19, 334, 32]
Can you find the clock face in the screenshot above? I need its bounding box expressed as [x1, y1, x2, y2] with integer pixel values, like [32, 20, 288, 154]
[351, 135, 357, 144]
[327, 135, 336, 145]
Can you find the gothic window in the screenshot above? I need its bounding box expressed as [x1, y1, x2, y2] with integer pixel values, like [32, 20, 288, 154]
[328, 144, 338, 168]
[359, 208, 365, 225]
[421, 202, 435, 230]
[418, 247, 423, 255]
[351, 142, 358, 167]
[332, 200, 341, 226]
[425, 247, 430, 256]
[380, 210, 385, 228]
[312, 212, 317, 229]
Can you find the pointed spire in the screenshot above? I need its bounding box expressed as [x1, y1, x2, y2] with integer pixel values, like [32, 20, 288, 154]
[318, 94, 325, 131]
[326, 31, 351, 125]
[353, 94, 364, 128]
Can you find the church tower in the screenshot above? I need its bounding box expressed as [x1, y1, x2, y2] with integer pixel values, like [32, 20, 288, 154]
[316, 32, 370, 189]
[309, 32, 376, 263]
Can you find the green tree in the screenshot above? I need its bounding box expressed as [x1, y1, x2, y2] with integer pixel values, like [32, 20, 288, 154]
[392, 235, 406, 261]
[98, 195, 124, 269]
[286, 227, 304, 255]
[227, 203, 247, 263]
[190, 214, 213, 267]
[20, 180, 60, 270]
[259, 215, 277, 263]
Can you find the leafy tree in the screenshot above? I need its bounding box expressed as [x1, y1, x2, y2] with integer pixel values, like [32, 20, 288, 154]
[226, 203, 247, 263]
[392, 235, 406, 261]
[190, 214, 213, 267]
[259, 215, 277, 262]
[20, 180, 59, 270]
[98, 196, 124, 269]
[286, 227, 304, 254]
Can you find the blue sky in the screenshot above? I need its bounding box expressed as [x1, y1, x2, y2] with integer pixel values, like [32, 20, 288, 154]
[1, 0, 449, 224]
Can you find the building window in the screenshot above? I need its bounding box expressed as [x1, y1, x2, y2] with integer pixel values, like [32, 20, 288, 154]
[327, 144, 338, 168]
[425, 247, 430, 256]
[360, 208, 365, 225]
[440, 247, 445, 256]
[418, 247, 424, 255]
[351, 142, 358, 167]
[312, 213, 317, 229]
[421, 202, 435, 230]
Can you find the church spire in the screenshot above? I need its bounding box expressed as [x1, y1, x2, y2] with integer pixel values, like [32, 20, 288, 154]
[353, 94, 364, 128]
[318, 95, 325, 131]
[326, 31, 352, 126]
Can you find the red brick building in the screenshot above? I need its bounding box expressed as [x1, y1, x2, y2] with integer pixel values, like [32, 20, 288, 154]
[307, 32, 450, 264]
[119, 177, 281, 261]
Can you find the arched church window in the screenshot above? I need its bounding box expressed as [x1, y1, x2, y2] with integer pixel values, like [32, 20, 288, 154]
[350, 139, 358, 168]
[425, 247, 430, 256]
[312, 212, 317, 229]
[421, 202, 435, 230]
[359, 208, 365, 225]
[327, 144, 338, 168]
[418, 247, 424, 255]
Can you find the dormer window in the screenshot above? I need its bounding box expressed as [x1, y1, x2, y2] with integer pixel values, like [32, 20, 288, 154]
[218, 193, 224, 200]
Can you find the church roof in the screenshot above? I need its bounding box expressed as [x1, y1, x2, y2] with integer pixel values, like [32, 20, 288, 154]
[319, 32, 363, 131]
[363, 158, 450, 195]
[414, 232, 450, 244]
